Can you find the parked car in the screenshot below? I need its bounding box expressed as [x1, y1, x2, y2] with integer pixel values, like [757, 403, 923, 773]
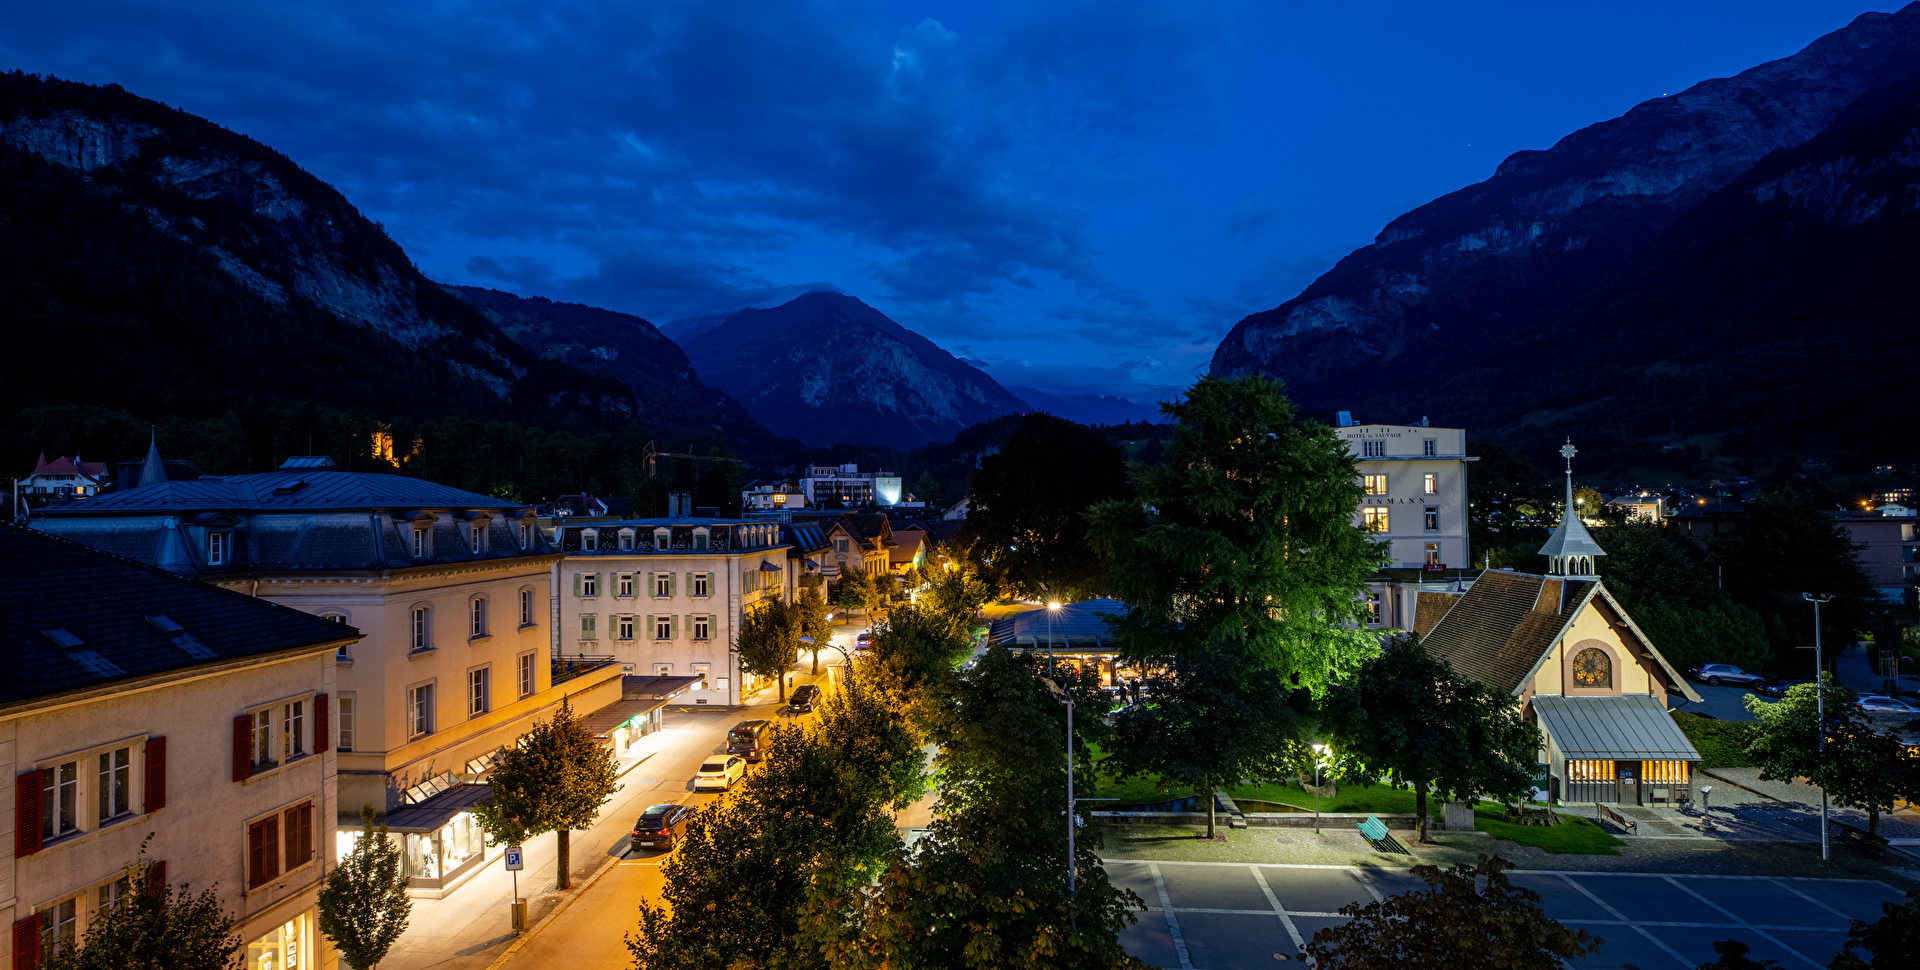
[788, 684, 822, 714]
[1687, 664, 1766, 688]
[694, 755, 747, 792]
[727, 719, 771, 761]
[630, 803, 694, 851]
[854, 631, 874, 651]
[1855, 695, 1920, 714]
[1755, 678, 1815, 698]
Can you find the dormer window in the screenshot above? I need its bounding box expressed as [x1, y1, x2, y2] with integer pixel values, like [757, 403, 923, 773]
[412, 528, 428, 558]
[655, 529, 671, 551]
[519, 523, 532, 548]
[693, 528, 709, 552]
[582, 530, 599, 552]
[470, 524, 485, 552]
[208, 531, 229, 566]
[619, 529, 635, 551]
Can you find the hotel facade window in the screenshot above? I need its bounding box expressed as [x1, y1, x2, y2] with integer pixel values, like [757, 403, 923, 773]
[691, 614, 711, 641]
[618, 572, 635, 597]
[578, 572, 598, 597]
[1425, 542, 1441, 565]
[1362, 507, 1388, 532]
[654, 615, 674, 641]
[618, 615, 635, 640]
[1423, 473, 1437, 494]
[1423, 438, 1437, 456]
[1365, 591, 1381, 625]
[692, 572, 711, 597]
[1362, 474, 1387, 495]
[1362, 440, 1385, 457]
[1424, 506, 1440, 532]
[582, 530, 599, 552]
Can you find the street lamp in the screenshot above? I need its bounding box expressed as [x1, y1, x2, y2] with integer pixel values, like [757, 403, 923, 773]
[1046, 600, 1063, 677]
[1803, 592, 1834, 861]
[1311, 742, 1329, 834]
[1040, 675, 1080, 924]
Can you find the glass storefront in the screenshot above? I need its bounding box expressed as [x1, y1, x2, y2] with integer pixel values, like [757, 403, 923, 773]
[246, 914, 308, 970]
[400, 810, 488, 887]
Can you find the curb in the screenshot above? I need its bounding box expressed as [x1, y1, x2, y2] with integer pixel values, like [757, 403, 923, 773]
[1698, 769, 1920, 863]
[481, 846, 630, 970]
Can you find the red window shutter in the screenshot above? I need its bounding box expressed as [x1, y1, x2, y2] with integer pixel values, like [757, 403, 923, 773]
[144, 737, 167, 812]
[264, 817, 281, 881]
[15, 769, 46, 857]
[232, 715, 252, 782]
[146, 860, 168, 898]
[12, 914, 43, 970]
[313, 693, 330, 754]
[248, 819, 267, 887]
[285, 802, 313, 868]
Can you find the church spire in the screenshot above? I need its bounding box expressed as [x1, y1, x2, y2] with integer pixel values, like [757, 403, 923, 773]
[1538, 439, 1604, 578]
[136, 428, 167, 489]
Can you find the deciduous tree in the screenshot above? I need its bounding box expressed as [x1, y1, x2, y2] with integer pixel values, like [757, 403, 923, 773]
[964, 413, 1131, 600]
[736, 598, 806, 702]
[44, 843, 243, 970]
[1743, 679, 1920, 835]
[1829, 890, 1920, 969]
[318, 806, 412, 970]
[858, 604, 975, 743]
[475, 697, 619, 890]
[1303, 855, 1599, 969]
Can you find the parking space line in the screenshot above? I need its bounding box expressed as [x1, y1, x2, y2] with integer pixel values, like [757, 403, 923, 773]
[1662, 876, 1823, 970]
[1247, 867, 1308, 953]
[1148, 863, 1195, 970]
[1348, 868, 1386, 904]
[1771, 879, 1856, 923]
[1558, 874, 1692, 968]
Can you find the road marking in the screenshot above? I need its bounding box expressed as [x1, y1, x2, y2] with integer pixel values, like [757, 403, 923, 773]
[1247, 867, 1307, 954]
[1348, 867, 1386, 904]
[1559, 873, 1692, 968]
[1772, 878, 1855, 922]
[1662, 875, 1822, 970]
[1147, 863, 1194, 970]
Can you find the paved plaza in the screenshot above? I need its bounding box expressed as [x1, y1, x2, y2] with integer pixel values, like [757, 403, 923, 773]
[1109, 860, 1906, 970]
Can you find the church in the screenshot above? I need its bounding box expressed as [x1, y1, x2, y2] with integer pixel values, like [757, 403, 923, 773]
[1415, 442, 1703, 806]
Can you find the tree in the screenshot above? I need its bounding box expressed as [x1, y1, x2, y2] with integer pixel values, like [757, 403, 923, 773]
[964, 412, 1132, 599]
[475, 697, 620, 890]
[1302, 855, 1599, 969]
[1320, 637, 1541, 843]
[45, 843, 243, 970]
[1086, 374, 1386, 837]
[1830, 890, 1920, 969]
[1743, 679, 1920, 835]
[736, 598, 806, 703]
[830, 646, 1144, 970]
[1596, 522, 1768, 674]
[319, 806, 412, 970]
[1695, 939, 1780, 969]
[1467, 439, 1554, 570]
[1712, 488, 1881, 659]
[857, 604, 975, 743]
[912, 468, 943, 508]
[921, 560, 994, 642]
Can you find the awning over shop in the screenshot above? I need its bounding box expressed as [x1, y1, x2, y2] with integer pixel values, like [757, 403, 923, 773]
[622, 674, 701, 700]
[581, 696, 668, 742]
[1532, 694, 1701, 762]
[382, 783, 493, 833]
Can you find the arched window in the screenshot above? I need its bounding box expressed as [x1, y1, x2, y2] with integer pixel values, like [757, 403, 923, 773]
[1571, 646, 1612, 688]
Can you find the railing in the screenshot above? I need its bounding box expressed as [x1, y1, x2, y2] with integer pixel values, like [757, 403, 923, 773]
[552, 655, 618, 686]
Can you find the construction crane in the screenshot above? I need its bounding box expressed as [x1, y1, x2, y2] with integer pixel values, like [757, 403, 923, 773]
[643, 440, 745, 478]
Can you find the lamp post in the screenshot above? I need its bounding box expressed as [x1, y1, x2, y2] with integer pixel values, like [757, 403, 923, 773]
[1040, 675, 1081, 926]
[1803, 592, 1834, 861]
[1046, 600, 1063, 677]
[1311, 742, 1329, 834]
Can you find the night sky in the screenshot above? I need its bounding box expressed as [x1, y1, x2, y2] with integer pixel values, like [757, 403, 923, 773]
[1, 2, 1884, 404]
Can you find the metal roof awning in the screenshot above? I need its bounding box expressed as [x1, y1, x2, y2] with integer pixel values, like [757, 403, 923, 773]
[581, 696, 668, 740]
[621, 675, 701, 700]
[381, 783, 493, 832]
[1532, 694, 1702, 762]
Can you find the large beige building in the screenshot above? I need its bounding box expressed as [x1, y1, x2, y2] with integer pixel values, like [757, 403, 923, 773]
[30, 457, 622, 899]
[4, 525, 362, 970]
[1334, 414, 1473, 573]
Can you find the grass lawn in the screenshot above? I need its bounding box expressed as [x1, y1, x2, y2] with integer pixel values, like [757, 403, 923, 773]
[1473, 805, 1622, 855]
[1671, 712, 1754, 768]
[1227, 781, 1434, 815]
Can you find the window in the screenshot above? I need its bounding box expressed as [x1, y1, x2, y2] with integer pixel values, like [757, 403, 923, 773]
[517, 653, 536, 697]
[284, 802, 314, 870]
[655, 529, 670, 551]
[579, 572, 598, 597]
[1362, 474, 1387, 495]
[1571, 647, 1612, 688]
[654, 664, 674, 676]
[1423, 473, 1437, 494]
[653, 572, 673, 597]
[618, 615, 635, 640]
[654, 615, 674, 641]
[247, 815, 280, 889]
[410, 606, 431, 651]
[469, 668, 490, 717]
[1424, 506, 1440, 532]
[694, 531, 709, 551]
[337, 695, 356, 752]
[520, 588, 535, 626]
[619, 529, 635, 551]
[39, 895, 78, 958]
[519, 523, 532, 548]
[692, 663, 711, 689]
[692, 572, 711, 597]
[96, 875, 132, 916]
[835, 537, 849, 554]
[253, 710, 274, 767]
[96, 746, 132, 823]
[691, 615, 711, 641]
[618, 572, 634, 597]
[582, 530, 599, 552]
[1425, 543, 1441, 565]
[1362, 507, 1388, 532]
[282, 700, 305, 761]
[408, 684, 434, 738]
[1362, 440, 1385, 458]
[412, 528, 427, 557]
[470, 597, 488, 638]
[1422, 438, 1437, 457]
[208, 531, 228, 565]
[580, 614, 598, 640]
[42, 760, 80, 840]
[1366, 591, 1382, 625]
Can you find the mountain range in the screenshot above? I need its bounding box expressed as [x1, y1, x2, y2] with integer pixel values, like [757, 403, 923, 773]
[1211, 4, 1920, 473]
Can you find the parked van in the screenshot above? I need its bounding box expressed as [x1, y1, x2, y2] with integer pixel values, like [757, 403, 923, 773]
[726, 719, 771, 761]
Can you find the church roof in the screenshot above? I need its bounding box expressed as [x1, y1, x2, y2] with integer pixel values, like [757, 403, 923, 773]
[1538, 443, 1606, 562]
[1531, 694, 1701, 761]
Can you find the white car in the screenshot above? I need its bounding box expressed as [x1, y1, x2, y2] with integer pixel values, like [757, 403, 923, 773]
[693, 755, 747, 792]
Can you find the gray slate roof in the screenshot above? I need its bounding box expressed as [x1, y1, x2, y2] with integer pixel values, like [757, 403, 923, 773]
[0, 524, 361, 706]
[38, 470, 530, 515]
[1532, 694, 1702, 761]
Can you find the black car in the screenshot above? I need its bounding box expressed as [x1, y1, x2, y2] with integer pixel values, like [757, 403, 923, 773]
[1755, 678, 1814, 698]
[630, 803, 694, 852]
[789, 684, 822, 714]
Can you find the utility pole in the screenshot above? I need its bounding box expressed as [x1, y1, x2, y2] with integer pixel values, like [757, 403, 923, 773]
[1803, 592, 1834, 861]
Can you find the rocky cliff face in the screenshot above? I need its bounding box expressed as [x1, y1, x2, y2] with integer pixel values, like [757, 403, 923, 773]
[677, 292, 1033, 449]
[1211, 5, 1920, 418]
[0, 73, 629, 420]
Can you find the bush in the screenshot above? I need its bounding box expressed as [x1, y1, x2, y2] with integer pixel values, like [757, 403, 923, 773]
[1671, 712, 1755, 769]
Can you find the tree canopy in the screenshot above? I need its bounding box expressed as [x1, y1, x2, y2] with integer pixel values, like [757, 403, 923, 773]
[44, 846, 243, 970]
[474, 697, 620, 890]
[736, 598, 809, 702]
[1596, 521, 1769, 674]
[1743, 679, 1920, 835]
[318, 806, 412, 970]
[1711, 488, 1881, 660]
[964, 412, 1132, 600]
[1303, 856, 1599, 970]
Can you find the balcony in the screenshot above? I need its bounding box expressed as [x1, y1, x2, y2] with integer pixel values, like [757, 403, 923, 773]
[552, 654, 617, 686]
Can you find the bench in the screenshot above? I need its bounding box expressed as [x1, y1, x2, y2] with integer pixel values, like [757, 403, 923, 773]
[1356, 814, 1410, 854]
[1830, 821, 1890, 857]
[1597, 805, 1637, 835]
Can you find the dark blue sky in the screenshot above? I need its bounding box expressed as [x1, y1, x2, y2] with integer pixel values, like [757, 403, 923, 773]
[1, 2, 1886, 403]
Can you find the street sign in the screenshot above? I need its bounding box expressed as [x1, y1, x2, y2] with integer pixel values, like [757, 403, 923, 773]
[504, 845, 523, 871]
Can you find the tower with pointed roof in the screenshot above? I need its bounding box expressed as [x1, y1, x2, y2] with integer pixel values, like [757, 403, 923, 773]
[1539, 439, 1605, 578]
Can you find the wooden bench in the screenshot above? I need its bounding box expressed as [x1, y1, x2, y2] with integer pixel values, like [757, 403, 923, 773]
[1830, 821, 1890, 857]
[1356, 814, 1410, 854]
[1597, 804, 1637, 835]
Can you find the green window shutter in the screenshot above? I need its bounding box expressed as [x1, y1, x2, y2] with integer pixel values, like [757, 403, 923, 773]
[670, 615, 679, 640]
[667, 573, 676, 597]
[644, 615, 655, 639]
[572, 573, 582, 596]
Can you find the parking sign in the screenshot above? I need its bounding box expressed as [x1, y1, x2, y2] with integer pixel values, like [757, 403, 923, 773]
[504, 845, 523, 871]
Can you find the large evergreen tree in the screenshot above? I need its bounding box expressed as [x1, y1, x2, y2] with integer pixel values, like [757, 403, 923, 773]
[964, 412, 1132, 599]
[1086, 374, 1385, 836]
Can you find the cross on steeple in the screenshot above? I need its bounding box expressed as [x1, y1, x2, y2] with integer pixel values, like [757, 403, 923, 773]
[1560, 439, 1577, 472]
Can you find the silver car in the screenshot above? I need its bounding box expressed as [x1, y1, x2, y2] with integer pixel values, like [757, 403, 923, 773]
[1856, 695, 1920, 714]
[1687, 664, 1766, 688]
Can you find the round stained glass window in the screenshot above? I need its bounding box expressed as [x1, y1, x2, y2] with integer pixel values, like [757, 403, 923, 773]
[1572, 647, 1612, 688]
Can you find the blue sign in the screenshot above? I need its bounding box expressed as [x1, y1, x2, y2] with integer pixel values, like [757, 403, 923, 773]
[504, 845, 524, 871]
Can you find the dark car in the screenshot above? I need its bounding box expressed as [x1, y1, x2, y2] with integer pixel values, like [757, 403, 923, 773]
[727, 719, 771, 761]
[1686, 664, 1766, 688]
[1755, 678, 1814, 698]
[854, 631, 874, 651]
[788, 684, 822, 714]
[630, 803, 694, 851]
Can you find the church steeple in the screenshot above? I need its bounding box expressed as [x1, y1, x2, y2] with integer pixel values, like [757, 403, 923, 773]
[136, 429, 167, 490]
[1538, 439, 1604, 578]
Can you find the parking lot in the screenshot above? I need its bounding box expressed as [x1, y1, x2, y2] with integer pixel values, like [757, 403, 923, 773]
[1108, 860, 1904, 969]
